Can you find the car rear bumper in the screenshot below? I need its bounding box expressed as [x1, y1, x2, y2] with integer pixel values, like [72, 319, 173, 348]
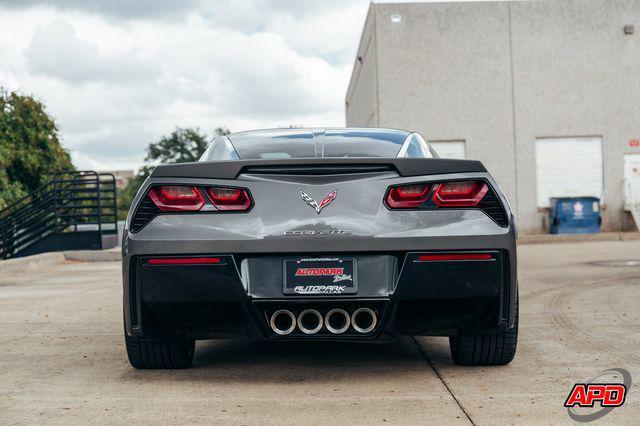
[124, 245, 516, 342]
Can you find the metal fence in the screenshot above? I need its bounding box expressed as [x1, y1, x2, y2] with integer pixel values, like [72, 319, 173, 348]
[0, 171, 118, 260]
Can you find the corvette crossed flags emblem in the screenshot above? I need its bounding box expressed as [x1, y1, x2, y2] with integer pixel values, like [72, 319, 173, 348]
[300, 190, 337, 214]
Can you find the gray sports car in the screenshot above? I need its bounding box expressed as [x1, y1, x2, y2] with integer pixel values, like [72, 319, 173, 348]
[122, 128, 518, 369]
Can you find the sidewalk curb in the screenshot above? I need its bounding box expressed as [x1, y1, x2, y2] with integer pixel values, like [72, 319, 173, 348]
[63, 250, 122, 262]
[518, 232, 640, 245]
[0, 252, 66, 275]
[0, 250, 122, 275]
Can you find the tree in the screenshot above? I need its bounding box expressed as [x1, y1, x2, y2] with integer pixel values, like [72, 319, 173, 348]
[145, 127, 230, 163]
[117, 126, 230, 219]
[0, 89, 74, 209]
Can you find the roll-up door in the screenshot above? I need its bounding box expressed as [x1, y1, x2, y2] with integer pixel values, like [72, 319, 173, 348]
[535, 137, 603, 208]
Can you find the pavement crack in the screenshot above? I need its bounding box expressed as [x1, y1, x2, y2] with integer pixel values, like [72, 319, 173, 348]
[411, 336, 475, 426]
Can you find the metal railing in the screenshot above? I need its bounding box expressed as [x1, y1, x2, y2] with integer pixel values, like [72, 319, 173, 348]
[0, 171, 117, 260]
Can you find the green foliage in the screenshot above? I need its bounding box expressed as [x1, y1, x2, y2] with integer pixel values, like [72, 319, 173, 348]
[145, 127, 230, 164]
[117, 127, 230, 219]
[0, 89, 74, 209]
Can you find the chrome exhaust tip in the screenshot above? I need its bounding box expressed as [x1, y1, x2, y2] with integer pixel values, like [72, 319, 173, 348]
[325, 308, 351, 334]
[351, 307, 377, 334]
[297, 309, 323, 334]
[269, 309, 296, 335]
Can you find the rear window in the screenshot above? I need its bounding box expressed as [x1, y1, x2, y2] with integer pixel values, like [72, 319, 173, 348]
[200, 129, 410, 161]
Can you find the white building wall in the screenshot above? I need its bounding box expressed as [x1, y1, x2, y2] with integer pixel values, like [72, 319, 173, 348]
[509, 0, 640, 232]
[346, 7, 379, 127]
[346, 0, 640, 233]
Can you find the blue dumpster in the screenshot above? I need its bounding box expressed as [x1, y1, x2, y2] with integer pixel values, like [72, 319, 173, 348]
[548, 197, 601, 234]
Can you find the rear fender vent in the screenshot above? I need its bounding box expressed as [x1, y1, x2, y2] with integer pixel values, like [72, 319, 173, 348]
[477, 189, 508, 227]
[130, 194, 159, 233]
[241, 164, 396, 175]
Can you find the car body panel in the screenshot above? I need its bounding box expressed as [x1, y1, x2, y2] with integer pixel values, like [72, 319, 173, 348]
[122, 130, 517, 343]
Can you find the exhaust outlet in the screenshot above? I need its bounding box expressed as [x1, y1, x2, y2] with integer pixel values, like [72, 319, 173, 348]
[297, 309, 323, 334]
[325, 308, 351, 334]
[351, 307, 377, 334]
[269, 309, 296, 335]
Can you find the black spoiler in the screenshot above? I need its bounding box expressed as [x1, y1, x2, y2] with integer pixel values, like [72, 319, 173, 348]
[150, 158, 486, 179]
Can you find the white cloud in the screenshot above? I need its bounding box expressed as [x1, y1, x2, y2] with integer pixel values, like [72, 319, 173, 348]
[264, 3, 369, 64]
[0, 0, 201, 21]
[25, 20, 158, 84]
[0, 1, 370, 170]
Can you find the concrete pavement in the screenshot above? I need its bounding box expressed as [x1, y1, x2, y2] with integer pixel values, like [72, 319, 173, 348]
[1, 241, 639, 424]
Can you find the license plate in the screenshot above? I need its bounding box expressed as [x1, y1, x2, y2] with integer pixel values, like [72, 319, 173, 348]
[283, 257, 357, 295]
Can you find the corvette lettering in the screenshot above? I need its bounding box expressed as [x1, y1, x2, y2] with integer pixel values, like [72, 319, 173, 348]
[283, 230, 352, 236]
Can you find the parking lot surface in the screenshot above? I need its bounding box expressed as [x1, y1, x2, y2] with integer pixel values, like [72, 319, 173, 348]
[1, 240, 639, 424]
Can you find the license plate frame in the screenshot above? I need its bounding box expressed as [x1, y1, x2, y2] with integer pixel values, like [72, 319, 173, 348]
[283, 257, 357, 295]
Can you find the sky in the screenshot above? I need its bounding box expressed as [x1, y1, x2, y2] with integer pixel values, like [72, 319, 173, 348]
[0, 0, 493, 171]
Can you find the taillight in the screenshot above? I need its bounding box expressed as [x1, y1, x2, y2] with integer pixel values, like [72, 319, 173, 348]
[206, 187, 252, 211]
[432, 180, 488, 207]
[149, 186, 204, 211]
[417, 253, 493, 261]
[147, 257, 222, 265]
[385, 184, 431, 209]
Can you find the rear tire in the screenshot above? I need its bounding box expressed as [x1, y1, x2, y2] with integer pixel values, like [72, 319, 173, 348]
[449, 296, 518, 366]
[125, 333, 195, 369]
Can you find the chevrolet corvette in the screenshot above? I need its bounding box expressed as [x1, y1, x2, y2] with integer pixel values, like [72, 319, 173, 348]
[122, 128, 518, 368]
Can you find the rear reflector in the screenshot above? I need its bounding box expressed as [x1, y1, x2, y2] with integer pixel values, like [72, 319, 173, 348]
[432, 180, 488, 207]
[417, 253, 493, 261]
[148, 186, 205, 211]
[206, 187, 252, 211]
[147, 257, 222, 265]
[385, 184, 431, 209]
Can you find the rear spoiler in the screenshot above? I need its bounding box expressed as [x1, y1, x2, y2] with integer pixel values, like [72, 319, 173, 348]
[150, 158, 486, 179]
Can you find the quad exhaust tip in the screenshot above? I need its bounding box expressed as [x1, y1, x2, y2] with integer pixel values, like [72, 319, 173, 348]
[325, 308, 351, 334]
[297, 309, 323, 334]
[269, 309, 296, 335]
[269, 307, 377, 335]
[351, 307, 377, 334]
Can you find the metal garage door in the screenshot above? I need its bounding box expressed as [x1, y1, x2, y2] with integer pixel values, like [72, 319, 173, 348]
[535, 137, 603, 208]
[429, 140, 466, 159]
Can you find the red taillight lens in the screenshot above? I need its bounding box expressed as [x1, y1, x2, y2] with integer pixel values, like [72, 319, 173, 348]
[149, 186, 205, 211]
[418, 253, 493, 261]
[147, 257, 222, 265]
[206, 187, 252, 211]
[385, 184, 430, 209]
[432, 180, 488, 207]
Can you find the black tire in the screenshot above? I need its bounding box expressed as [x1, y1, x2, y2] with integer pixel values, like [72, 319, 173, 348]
[125, 333, 195, 369]
[449, 296, 518, 366]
